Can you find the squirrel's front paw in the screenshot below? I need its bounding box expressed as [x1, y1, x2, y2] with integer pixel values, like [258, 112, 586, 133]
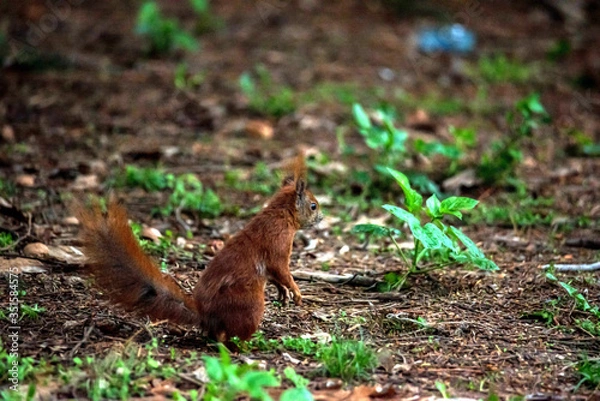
[292, 291, 302, 306]
[278, 286, 290, 306]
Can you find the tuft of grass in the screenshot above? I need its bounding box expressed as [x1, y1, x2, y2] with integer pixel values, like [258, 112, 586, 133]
[0, 232, 15, 248]
[239, 65, 296, 117]
[20, 304, 46, 321]
[115, 165, 222, 218]
[468, 194, 555, 228]
[316, 338, 377, 382]
[135, 1, 198, 55]
[477, 93, 550, 185]
[203, 344, 312, 401]
[575, 357, 600, 390]
[474, 54, 533, 84]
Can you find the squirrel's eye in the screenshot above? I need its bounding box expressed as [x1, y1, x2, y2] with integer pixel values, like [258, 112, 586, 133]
[310, 202, 317, 211]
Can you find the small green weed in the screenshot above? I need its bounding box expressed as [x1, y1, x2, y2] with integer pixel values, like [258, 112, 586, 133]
[473, 54, 533, 84]
[546, 272, 600, 335]
[352, 103, 408, 166]
[174, 63, 205, 90]
[231, 332, 281, 353]
[224, 162, 279, 195]
[435, 381, 451, 398]
[65, 338, 179, 400]
[239, 65, 296, 117]
[354, 168, 497, 290]
[0, 232, 15, 248]
[20, 304, 46, 321]
[0, 178, 16, 198]
[468, 193, 555, 228]
[135, 1, 199, 55]
[477, 93, 550, 185]
[130, 222, 177, 261]
[119, 165, 173, 192]
[316, 338, 377, 382]
[0, 341, 37, 385]
[164, 173, 221, 217]
[203, 344, 312, 401]
[281, 336, 322, 356]
[190, 0, 224, 34]
[352, 103, 471, 180]
[547, 39, 571, 62]
[116, 165, 222, 218]
[575, 357, 600, 390]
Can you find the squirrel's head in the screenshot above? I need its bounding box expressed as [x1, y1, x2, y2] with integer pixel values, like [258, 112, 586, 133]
[288, 177, 322, 229]
[278, 155, 323, 229]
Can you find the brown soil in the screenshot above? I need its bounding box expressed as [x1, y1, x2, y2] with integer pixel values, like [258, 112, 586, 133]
[1, 1, 600, 399]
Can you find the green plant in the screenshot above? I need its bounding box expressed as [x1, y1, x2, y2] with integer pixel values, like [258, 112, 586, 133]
[280, 367, 312, 401]
[282, 336, 322, 356]
[468, 194, 555, 228]
[354, 168, 498, 290]
[189, 0, 224, 34]
[130, 222, 178, 261]
[174, 63, 205, 90]
[0, 232, 14, 248]
[352, 103, 408, 166]
[474, 54, 533, 84]
[478, 93, 550, 185]
[116, 166, 221, 218]
[163, 173, 221, 217]
[0, 341, 37, 385]
[575, 357, 600, 390]
[316, 338, 377, 382]
[20, 304, 46, 321]
[119, 165, 173, 192]
[224, 162, 280, 195]
[239, 65, 296, 117]
[546, 272, 600, 335]
[203, 344, 312, 401]
[435, 381, 450, 398]
[135, 1, 198, 55]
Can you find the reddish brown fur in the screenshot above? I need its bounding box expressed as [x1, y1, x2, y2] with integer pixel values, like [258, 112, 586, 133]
[77, 158, 322, 341]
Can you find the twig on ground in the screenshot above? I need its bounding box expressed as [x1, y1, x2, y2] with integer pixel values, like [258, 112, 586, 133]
[542, 262, 600, 272]
[293, 270, 378, 287]
[69, 324, 95, 358]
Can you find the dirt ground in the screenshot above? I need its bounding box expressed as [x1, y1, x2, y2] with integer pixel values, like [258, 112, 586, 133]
[1, 1, 600, 400]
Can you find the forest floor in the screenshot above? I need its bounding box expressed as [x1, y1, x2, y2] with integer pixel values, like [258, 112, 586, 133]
[1, 1, 600, 400]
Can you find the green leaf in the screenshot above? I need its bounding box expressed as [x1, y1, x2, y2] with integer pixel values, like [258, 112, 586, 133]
[283, 366, 310, 388]
[386, 168, 423, 213]
[383, 205, 420, 228]
[468, 256, 499, 271]
[352, 224, 392, 237]
[558, 281, 592, 311]
[239, 72, 256, 96]
[244, 371, 279, 400]
[426, 194, 442, 219]
[203, 356, 224, 381]
[281, 388, 314, 401]
[422, 223, 457, 252]
[448, 226, 484, 258]
[352, 103, 371, 130]
[439, 196, 479, 220]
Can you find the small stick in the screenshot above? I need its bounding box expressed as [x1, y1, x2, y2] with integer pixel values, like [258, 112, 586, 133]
[542, 262, 600, 272]
[292, 270, 378, 287]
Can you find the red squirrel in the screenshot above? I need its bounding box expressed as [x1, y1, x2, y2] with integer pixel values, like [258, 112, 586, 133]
[77, 156, 322, 342]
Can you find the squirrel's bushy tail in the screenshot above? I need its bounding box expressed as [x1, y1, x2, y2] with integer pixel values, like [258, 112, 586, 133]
[77, 201, 199, 326]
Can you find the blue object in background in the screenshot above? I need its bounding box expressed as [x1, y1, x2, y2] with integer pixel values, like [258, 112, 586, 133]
[417, 24, 476, 54]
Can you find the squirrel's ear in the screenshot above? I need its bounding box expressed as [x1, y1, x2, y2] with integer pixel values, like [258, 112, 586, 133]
[282, 175, 295, 187]
[295, 179, 306, 206]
